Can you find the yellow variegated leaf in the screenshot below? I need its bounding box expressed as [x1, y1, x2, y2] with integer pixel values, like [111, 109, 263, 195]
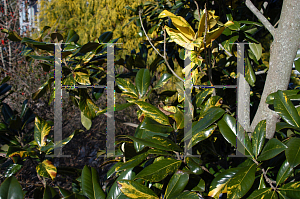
[163, 106, 177, 114]
[8, 151, 29, 158]
[135, 101, 170, 126]
[116, 78, 139, 98]
[208, 168, 237, 198]
[205, 27, 225, 47]
[79, 97, 98, 119]
[165, 26, 193, 50]
[198, 10, 220, 37]
[36, 160, 57, 180]
[117, 180, 159, 199]
[159, 10, 195, 40]
[34, 116, 51, 148]
[74, 72, 91, 85]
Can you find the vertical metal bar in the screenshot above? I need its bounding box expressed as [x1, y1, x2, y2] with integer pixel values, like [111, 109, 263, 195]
[106, 44, 115, 157]
[46, 43, 70, 157]
[184, 47, 193, 157]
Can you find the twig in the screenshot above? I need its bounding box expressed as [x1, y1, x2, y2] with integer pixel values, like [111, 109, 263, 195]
[217, 41, 233, 57]
[253, 158, 276, 190]
[139, 9, 184, 82]
[245, 0, 276, 37]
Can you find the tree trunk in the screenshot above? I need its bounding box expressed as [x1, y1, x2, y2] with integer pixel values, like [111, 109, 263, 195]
[249, 0, 300, 138]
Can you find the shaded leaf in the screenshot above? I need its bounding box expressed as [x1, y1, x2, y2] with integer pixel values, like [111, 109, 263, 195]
[273, 90, 300, 128]
[0, 176, 23, 199]
[165, 170, 189, 199]
[285, 137, 300, 168]
[257, 138, 288, 161]
[81, 166, 106, 199]
[276, 159, 293, 185]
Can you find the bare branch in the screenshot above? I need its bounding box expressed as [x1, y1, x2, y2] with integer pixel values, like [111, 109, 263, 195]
[139, 9, 184, 82]
[245, 0, 276, 37]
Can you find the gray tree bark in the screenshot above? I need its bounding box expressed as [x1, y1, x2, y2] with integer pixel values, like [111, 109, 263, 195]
[245, 0, 300, 139]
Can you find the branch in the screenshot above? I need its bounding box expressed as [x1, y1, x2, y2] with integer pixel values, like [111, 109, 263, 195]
[245, 0, 276, 37]
[139, 10, 184, 82]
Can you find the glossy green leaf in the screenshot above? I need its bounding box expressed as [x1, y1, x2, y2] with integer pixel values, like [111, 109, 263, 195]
[36, 160, 57, 180]
[276, 122, 300, 132]
[278, 182, 300, 198]
[79, 42, 100, 53]
[133, 124, 169, 152]
[249, 43, 262, 61]
[174, 191, 199, 199]
[153, 73, 172, 90]
[21, 37, 54, 51]
[247, 188, 277, 199]
[227, 163, 257, 199]
[134, 157, 182, 182]
[116, 78, 139, 98]
[135, 101, 170, 126]
[252, 120, 266, 159]
[183, 108, 224, 143]
[245, 56, 256, 87]
[165, 170, 189, 199]
[106, 167, 136, 199]
[266, 90, 300, 104]
[257, 138, 288, 161]
[0, 176, 23, 199]
[273, 90, 300, 128]
[124, 135, 175, 152]
[135, 69, 150, 97]
[276, 159, 293, 185]
[188, 124, 217, 149]
[81, 166, 106, 199]
[191, 178, 205, 192]
[117, 180, 158, 199]
[285, 137, 300, 168]
[186, 157, 203, 175]
[140, 117, 173, 133]
[118, 152, 149, 171]
[217, 114, 253, 156]
[149, 135, 183, 152]
[208, 168, 238, 198]
[4, 164, 22, 178]
[258, 174, 266, 189]
[34, 116, 51, 148]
